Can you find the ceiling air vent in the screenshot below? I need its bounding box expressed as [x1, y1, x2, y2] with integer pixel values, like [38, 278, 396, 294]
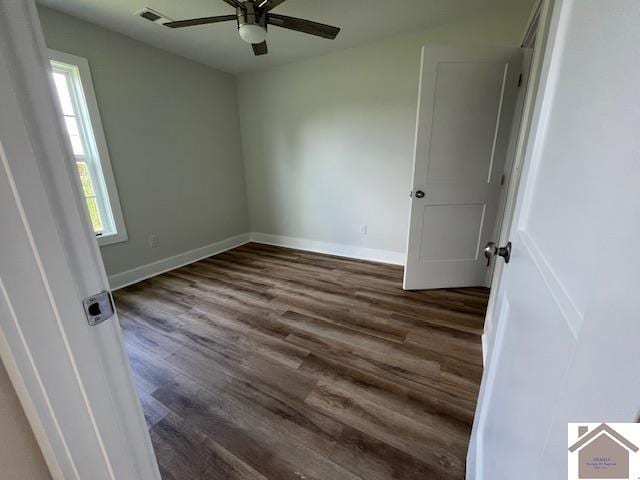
[134, 8, 173, 26]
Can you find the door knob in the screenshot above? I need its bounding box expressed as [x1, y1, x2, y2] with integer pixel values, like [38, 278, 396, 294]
[484, 242, 496, 266]
[414, 190, 425, 198]
[484, 241, 512, 266]
[497, 242, 511, 263]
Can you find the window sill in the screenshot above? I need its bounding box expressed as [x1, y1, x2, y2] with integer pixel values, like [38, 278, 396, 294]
[97, 230, 128, 247]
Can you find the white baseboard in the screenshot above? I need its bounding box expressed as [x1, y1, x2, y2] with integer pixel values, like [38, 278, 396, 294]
[250, 232, 405, 266]
[108, 232, 405, 290]
[108, 233, 250, 290]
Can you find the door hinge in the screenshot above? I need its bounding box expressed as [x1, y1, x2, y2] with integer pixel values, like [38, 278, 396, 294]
[500, 174, 506, 186]
[517, 73, 523, 87]
[83, 291, 115, 326]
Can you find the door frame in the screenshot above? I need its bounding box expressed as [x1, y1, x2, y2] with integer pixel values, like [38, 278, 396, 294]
[0, 2, 159, 478]
[481, 0, 544, 353]
[482, 46, 534, 288]
[480, 0, 552, 361]
[478, 1, 541, 294]
[467, 0, 565, 477]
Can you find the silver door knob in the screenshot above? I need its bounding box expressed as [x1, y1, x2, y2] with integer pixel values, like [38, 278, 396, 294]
[484, 242, 496, 266]
[484, 241, 512, 266]
[414, 190, 425, 198]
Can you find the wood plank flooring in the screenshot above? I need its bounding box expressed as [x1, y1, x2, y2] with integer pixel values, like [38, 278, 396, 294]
[114, 243, 488, 480]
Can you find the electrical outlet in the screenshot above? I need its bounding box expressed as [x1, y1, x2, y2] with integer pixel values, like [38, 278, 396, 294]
[360, 224, 368, 235]
[148, 234, 159, 248]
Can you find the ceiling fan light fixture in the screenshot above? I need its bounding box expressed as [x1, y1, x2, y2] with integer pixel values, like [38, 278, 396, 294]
[163, 0, 341, 56]
[238, 24, 267, 44]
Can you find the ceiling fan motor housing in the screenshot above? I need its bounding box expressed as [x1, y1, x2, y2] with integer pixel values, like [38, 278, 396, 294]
[159, 0, 340, 54]
[237, 2, 267, 44]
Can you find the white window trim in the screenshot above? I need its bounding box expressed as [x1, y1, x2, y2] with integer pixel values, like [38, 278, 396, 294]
[48, 48, 127, 246]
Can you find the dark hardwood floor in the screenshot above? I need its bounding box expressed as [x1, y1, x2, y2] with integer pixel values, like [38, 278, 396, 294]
[114, 243, 488, 480]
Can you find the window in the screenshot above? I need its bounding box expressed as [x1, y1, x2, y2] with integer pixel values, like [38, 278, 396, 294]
[48, 50, 127, 246]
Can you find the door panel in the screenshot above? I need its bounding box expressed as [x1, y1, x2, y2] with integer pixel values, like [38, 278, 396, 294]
[404, 46, 523, 290]
[480, 230, 576, 479]
[419, 203, 485, 261]
[427, 62, 508, 184]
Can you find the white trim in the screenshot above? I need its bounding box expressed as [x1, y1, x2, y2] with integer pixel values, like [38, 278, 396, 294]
[47, 48, 128, 247]
[109, 233, 250, 290]
[521, 0, 543, 48]
[108, 231, 404, 290]
[250, 232, 405, 266]
[480, 331, 489, 365]
[0, 279, 64, 480]
[469, 292, 510, 480]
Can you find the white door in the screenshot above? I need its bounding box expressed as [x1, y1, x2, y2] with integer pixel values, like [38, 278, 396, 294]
[470, 0, 640, 478]
[404, 45, 523, 290]
[0, 2, 159, 478]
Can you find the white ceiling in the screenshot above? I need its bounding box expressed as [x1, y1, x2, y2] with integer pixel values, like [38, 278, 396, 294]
[38, 0, 533, 74]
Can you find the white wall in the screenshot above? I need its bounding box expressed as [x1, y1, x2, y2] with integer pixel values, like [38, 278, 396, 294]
[0, 359, 51, 480]
[238, 6, 532, 258]
[38, 5, 533, 279]
[37, 7, 250, 279]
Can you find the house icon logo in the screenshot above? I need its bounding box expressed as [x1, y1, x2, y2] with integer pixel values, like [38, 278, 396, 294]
[568, 423, 639, 479]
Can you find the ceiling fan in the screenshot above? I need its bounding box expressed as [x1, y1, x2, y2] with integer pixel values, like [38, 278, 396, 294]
[163, 0, 341, 56]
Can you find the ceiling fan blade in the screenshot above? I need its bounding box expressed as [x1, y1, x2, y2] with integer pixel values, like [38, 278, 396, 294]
[220, 0, 244, 9]
[257, 0, 287, 12]
[252, 41, 268, 56]
[164, 14, 237, 28]
[267, 14, 340, 39]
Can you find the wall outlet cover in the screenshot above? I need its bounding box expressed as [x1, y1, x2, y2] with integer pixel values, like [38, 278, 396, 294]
[148, 234, 159, 248]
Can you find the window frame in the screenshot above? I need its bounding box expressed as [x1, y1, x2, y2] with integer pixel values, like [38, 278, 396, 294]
[48, 49, 127, 246]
